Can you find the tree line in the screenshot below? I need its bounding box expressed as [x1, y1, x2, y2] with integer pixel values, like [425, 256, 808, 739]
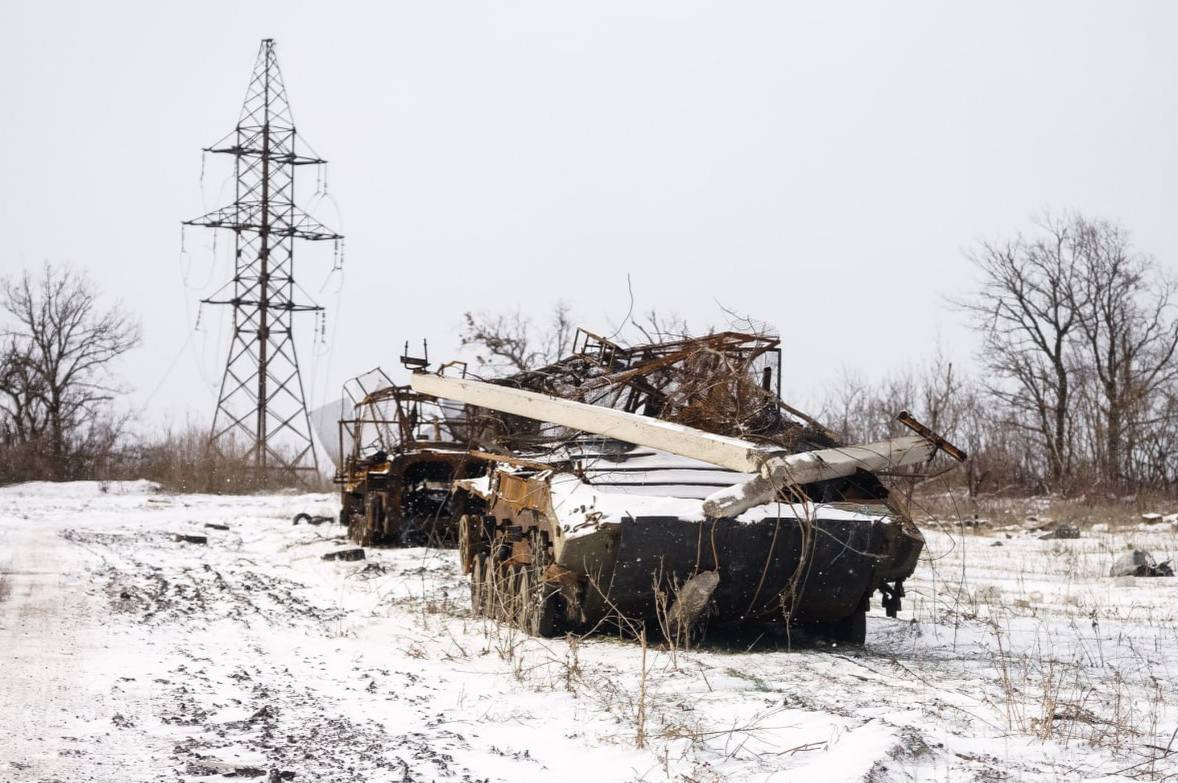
[820, 214, 1178, 496]
[0, 264, 139, 481]
[2, 212, 1176, 495]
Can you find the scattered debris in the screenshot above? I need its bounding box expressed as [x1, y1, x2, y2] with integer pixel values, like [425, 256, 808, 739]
[292, 513, 332, 526]
[1039, 523, 1080, 540]
[355, 562, 389, 578]
[185, 759, 267, 777]
[174, 533, 208, 545]
[204, 522, 230, 531]
[990, 541, 1003, 547]
[321, 548, 365, 562]
[1022, 516, 1054, 531]
[1110, 550, 1174, 578]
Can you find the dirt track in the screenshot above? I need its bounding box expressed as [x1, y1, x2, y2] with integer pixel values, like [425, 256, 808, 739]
[0, 487, 485, 783]
[0, 517, 173, 779]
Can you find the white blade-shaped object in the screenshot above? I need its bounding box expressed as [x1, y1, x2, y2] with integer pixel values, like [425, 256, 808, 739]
[411, 373, 766, 472]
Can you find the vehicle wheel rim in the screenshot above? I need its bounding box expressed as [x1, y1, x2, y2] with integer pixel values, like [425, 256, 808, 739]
[457, 515, 471, 573]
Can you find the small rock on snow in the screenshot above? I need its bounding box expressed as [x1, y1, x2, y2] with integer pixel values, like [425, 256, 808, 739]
[1039, 523, 1080, 540]
[322, 548, 365, 562]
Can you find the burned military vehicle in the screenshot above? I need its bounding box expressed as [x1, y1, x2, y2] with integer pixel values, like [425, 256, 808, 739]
[335, 363, 490, 546]
[413, 329, 966, 643]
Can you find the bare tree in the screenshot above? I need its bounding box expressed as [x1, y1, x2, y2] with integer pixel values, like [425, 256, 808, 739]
[0, 336, 48, 446]
[1069, 219, 1178, 487]
[625, 308, 690, 345]
[0, 263, 141, 479]
[1137, 383, 1178, 488]
[919, 347, 961, 438]
[460, 301, 575, 374]
[957, 215, 1083, 488]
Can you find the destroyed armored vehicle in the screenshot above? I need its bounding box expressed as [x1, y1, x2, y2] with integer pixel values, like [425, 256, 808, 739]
[414, 329, 966, 644]
[335, 363, 489, 546]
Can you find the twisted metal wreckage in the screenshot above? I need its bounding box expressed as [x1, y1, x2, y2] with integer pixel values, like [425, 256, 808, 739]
[335, 328, 966, 644]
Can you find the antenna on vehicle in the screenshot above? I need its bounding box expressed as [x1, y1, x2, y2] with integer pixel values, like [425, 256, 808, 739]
[400, 339, 430, 371]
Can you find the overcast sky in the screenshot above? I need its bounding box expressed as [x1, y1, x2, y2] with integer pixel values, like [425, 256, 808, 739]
[2, 1, 1176, 436]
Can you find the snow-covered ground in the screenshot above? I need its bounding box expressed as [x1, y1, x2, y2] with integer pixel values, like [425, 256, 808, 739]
[1, 482, 1176, 782]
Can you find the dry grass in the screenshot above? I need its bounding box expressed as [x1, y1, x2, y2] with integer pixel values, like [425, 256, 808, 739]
[121, 426, 332, 494]
[908, 484, 1177, 533]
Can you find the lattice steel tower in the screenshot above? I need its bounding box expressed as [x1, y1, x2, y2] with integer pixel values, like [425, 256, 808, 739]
[184, 39, 341, 478]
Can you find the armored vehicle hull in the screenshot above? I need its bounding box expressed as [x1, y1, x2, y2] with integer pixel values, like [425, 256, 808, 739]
[454, 442, 927, 643]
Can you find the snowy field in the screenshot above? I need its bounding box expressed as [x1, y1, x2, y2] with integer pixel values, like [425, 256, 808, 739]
[1, 482, 1176, 782]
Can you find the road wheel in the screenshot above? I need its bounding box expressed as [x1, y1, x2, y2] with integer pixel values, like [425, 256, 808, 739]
[503, 565, 520, 624]
[364, 494, 382, 546]
[520, 530, 559, 638]
[516, 567, 532, 629]
[457, 515, 473, 573]
[481, 556, 499, 619]
[470, 553, 486, 614]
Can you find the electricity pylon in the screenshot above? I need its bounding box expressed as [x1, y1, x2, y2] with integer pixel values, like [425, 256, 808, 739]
[184, 39, 341, 479]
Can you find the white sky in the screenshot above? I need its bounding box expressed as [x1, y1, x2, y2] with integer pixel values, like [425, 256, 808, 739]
[2, 1, 1176, 434]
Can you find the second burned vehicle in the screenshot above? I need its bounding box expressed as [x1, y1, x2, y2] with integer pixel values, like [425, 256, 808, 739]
[335, 362, 490, 546]
[408, 329, 966, 644]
